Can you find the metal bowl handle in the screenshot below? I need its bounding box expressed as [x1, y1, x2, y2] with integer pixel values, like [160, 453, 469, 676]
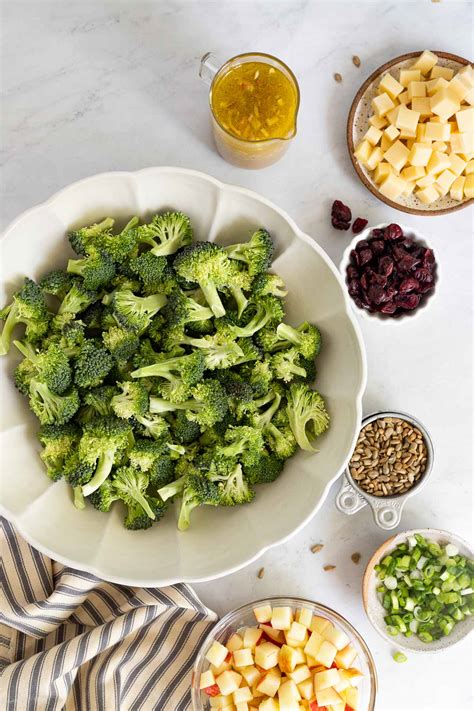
[371, 500, 404, 530]
[335, 475, 367, 515]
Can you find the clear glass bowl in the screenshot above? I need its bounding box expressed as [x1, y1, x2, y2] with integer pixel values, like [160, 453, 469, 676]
[191, 596, 377, 710]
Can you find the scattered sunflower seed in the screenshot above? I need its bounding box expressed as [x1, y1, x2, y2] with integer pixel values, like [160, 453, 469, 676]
[351, 552, 361, 564]
[311, 544, 324, 554]
[257, 567, 265, 579]
[323, 565, 336, 571]
[334, 73, 342, 83]
[352, 55, 361, 68]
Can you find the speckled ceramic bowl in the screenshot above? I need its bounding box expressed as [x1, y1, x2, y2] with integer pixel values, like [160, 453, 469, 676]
[363, 529, 474, 653]
[347, 51, 473, 216]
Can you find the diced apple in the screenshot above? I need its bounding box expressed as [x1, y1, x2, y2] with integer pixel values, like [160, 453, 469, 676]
[240, 665, 261, 687]
[258, 698, 279, 711]
[466, 159, 474, 174]
[271, 607, 293, 631]
[227, 634, 244, 652]
[313, 640, 337, 668]
[344, 667, 364, 686]
[412, 50, 438, 75]
[256, 668, 281, 698]
[255, 642, 280, 670]
[279, 679, 301, 702]
[244, 628, 263, 649]
[310, 617, 330, 636]
[234, 648, 254, 668]
[334, 643, 358, 670]
[254, 606, 273, 624]
[334, 670, 351, 693]
[293, 648, 306, 665]
[206, 641, 229, 667]
[235, 703, 249, 711]
[279, 644, 299, 673]
[313, 667, 341, 691]
[288, 664, 312, 684]
[450, 175, 465, 201]
[431, 141, 447, 151]
[286, 621, 308, 643]
[296, 608, 313, 629]
[321, 624, 349, 652]
[304, 631, 323, 659]
[233, 687, 253, 704]
[372, 92, 395, 117]
[216, 670, 243, 696]
[431, 65, 454, 81]
[200, 669, 217, 689]
[315, 687, 343, 707]
[260, 625, 285, 645]
[210, 694, 233, 707]
[297, 677, 315, 701]
[345, 686, 361, 710]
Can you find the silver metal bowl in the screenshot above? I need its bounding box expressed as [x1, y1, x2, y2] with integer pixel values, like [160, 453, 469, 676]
[335, 410, 434, 530]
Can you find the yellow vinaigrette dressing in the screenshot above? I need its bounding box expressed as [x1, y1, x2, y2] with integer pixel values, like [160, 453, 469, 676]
[212, 61, 298, 142]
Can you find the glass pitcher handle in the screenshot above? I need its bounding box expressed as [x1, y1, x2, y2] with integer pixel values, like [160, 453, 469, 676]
[199, 52, 221, 86]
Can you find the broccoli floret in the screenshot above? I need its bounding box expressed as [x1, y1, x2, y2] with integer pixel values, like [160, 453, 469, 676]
[111, 381, 149, 420]
[149, 455, 175, 489]
[40, 270, 75, 300]
[177, 474, 221, 531]
[271, 347, 308, 383]
[88, 478, 120, 512]
[14, 357, 37, 395]
[275, 322, 321, 359]
[216, 296, 284, 339]
[299, 357, 317, 384]
[264, 422, 297, 459]
[63, 451, 95, 487]
[102, 276, 143, 306]
[149, 379, 228, 429]
[112, 289, 167, 333]
[221, 377, 255, 420]
[80, 301, 103, 330]
[38, 423, 79, 481]
[224, 229, 273, 276]
[240, 358, 274, 398]
[14, 340, 72, 394]
[28, 380, 80, 425]
[74, 340, 114, 388]
[226, 284, 249, 319]
[173, 242, 249, 318]
[136, 211, 193, 257]
[131, 352, 205, 395]
[128, 438, 165, 472]
[124, 497, 167, 530]
[252, 272, 287, 298]
[244, 453, 284, 485]
[135, 413, 170, 440]
[0, 278, 51, 355]
[170, 410, 201, 444]
[250, 389, 283, 430]
[255, 327, 286, 353]
[81, 385, 118, 419]
[103, 326, 140, 363]
[164, 331, 245, 371]
[164, 290, 214, 328]
[216, 463, 255, 506]
[111, 466, 156, 520]
[218, 426, 264, 468]
[58, 281, 99, 316]
[286, 383, 330, 452]
[67, 247, 116, 291]
[80, 417, 133, 496]
[232, 338, 262, 366]
[68, 217, 115, 255]
[129, 252, 169, 294]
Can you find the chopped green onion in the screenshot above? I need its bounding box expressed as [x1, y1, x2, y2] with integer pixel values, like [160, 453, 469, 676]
[384, 576, 398, 590]
[446, 544, 459, 557]
[393, 651, 408, 663]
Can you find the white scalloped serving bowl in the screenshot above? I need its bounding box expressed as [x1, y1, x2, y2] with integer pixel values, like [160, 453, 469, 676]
[0, 167, 366, 586]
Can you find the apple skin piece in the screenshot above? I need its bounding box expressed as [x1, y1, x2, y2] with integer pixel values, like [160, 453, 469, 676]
[259, 624, 285, 645]
[202, 683, 220, 697]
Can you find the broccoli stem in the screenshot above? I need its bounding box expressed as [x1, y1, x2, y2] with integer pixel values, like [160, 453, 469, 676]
[149, 397, 202, 414]
[82, 450, 115, 497]
[229, 285, 248, 319]
[200, 283, 226, 318]
[67, 259, 87, 278]
[275, 323, 300, 346]
[158, 474, 187, 501]
[0, 303, 19, 355]
[73, 486, 86, 509]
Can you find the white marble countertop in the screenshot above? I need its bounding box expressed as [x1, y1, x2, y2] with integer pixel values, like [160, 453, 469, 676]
[1, 1, 472, 709]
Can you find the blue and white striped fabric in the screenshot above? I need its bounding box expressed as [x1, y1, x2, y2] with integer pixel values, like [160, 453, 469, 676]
[0, 517, 217, 710]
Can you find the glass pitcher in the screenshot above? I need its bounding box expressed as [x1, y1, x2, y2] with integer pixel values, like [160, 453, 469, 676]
[199, 52, 300, 169]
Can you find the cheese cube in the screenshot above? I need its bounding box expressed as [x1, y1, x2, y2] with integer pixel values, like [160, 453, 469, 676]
[450, 132, 474, 154]
[412, 50, 438, 75]
[309, 617, 331, 635]
[416, 185, 439, 204]
[288, 664, 312, 684]
[408, 81, 427, 100]
[408, 142, 432, 166]
[322, 625, 350, 651]
[384, 140, 410, 171]
[455, 108, 474, 133]
[417, 174, 436, 188]
[254, 642, 280, 670]
[430, 65, 454, 81]
[366, 147, 383, 170]
[315, 687, 343, 707]
[297, 608, 313, 629]
[372, 92, 395, 117]
[402, 165, 425, 180]
[369, 114, 388, 129]
[233, 648, 254, 668]
[399, 69, 421, 87]
[297, 677, 314, 701]
[363, 125, 382, 146]
[430, 88, 460, 121]
[465, 159, 474, 174]
[334, 643, 358, 670]
[436, 169, 457, 196]
[233, 687, 253, 704]
[397, 90, 409, 105]
[271, 607, 293, 631]
[381, 134, 394, 151]
[411, 97, 432, 116]
[258, 698, 279, 711]
[448, 75, 470, 102]
[200, 669, 216, 689]
[424, 121, 451, 141]
[374, 162, 392, 184]
[216, 670, 243, 696]
[206, 641, 230, 667]
[254, 606, 273, 624]
[379, 173, 407, 200]
[313, 640, 337, 667]
[227, 634, 244, 652]
[243, 627, 263, 649]
[416, 123, 432, 143]
[432, 141, 447, 151]
[450, 175, 465, 201]
[465, 173, 474, 198]
[458, 65, 474, 86]
[449, 154, 467, 175]
[256, 669, 281, 698]
[399, 128, 416, 140]
[345, 686, 361, 711]
[240, 665, 261, 687]
[402, 180, 415, 197]
[395, 104, 420, 133]
[314, 668, 341, 690]
[386, 105, 402, 125]
[378, 73, 404, 100]
[426, 77, 449, 96]
[384, 124, 400, 142]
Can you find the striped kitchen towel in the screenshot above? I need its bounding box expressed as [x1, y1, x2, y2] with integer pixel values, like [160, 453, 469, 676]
[0, 517, 217, 710]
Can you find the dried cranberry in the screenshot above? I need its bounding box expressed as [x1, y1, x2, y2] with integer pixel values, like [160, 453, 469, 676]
[352, 217, 368, 234]
[371, 229, 385, 238]
[367, 285, 388, 304]
[413, 268, 433, 283]
[369, 272, 388, 287]
[399, 277, 420, 294]
[401, 238, 414, 249]
[370, 239, 385, 255]
[359, 248, 373, 266]
[355, 240, 369, 252]
[392, 245, 408, 262]
[346, 265, 359, 280]
[378, 256, 394, 276]
[384, 285, 398, 301]
[380, 301, 397, 314]
[350, 249, 359, 266]
[396, 293, 420, 310]
[332, 200, 352, 223]
[360, 272, 369, 291]
[418, 282, 434, 294]
[422, 248, 435, 266]
[384, 223, 403, 241]
[332, 216, 350, 230]
[398, 255, 420, 273]
[348, 279, 360, 297]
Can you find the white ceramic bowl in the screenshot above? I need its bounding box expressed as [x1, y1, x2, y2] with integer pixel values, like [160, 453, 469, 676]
[363, 528, 474, 653]
[339, 223, 439, 323]
[0, 167, 366, 586]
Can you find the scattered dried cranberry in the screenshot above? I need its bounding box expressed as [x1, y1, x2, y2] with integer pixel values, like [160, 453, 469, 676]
[345, 224, 437, 317]
[352, 217, 368, 234]
[332, 217, 350, 230]
[331, 200, 352, 230]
